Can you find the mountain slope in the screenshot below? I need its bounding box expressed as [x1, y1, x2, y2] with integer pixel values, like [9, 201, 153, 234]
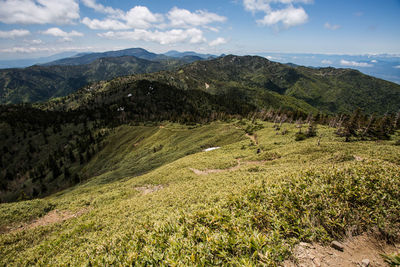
[1, 53, 399, 114]
[1, 120, 399, 265]
[164, 50, 216, 59]
[0, 56, 189, 104]
[143, 55, 400, 114]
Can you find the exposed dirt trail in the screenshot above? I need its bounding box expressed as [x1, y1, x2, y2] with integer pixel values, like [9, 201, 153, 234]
[1, 209, 88, 234]
[189, 158, 266, 175]
[283, 233, 399, 267]
[246, 133, 258, 145]
[135, 184, 165, 194]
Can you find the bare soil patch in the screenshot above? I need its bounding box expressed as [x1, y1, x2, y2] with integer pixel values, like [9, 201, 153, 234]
[190, 158, 267, 175]
[135, 184, 165, 195]
[2, 209, 88, 234]
[246, 133, 258, 145]
[283, 233, 399, 267]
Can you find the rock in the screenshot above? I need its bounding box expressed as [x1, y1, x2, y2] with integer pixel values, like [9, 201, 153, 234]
[299, 242, 314, 248]
[361, 259, 370, 267]
[313, 257, 321, 267]
[331, 241, 344, 251]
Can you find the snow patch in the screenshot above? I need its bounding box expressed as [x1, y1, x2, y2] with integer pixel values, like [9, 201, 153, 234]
[203, 147, 220, 152]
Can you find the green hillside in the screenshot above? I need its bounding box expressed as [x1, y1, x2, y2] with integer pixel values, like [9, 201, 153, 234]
[1, 120, 399, 265]
[0, 56, 190, 104]
[1, 54, 399, 115]
[141, 55, 400, 115]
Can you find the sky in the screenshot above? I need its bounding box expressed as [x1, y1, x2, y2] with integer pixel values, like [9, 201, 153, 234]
[0, 0, 399, 60]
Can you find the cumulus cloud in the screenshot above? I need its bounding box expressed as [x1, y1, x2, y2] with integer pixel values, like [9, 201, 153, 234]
[81, 1, 227, 45]
[82, 6, 162, 30]
[324, 22, 340, 30]
[340, 60, 373, 68]
[168, 7, 226, 28]
[394, 65, 400, 69]
[209, 37, 227, 46]
[99, 28, 206, 45]
[243, 0, 311, 28]
[81, 0, 122, 16]
[257, 5, 308, 27]
[123, 6, 164, 29]
[371, 59, 378, 63]
[0, 0, 79, 24]
[41, 27, 83, 41]
[321, 59, 332, 64]
[0, 45, 94, 54]
[31, 39, 43, 44]
[81, 17, 130, 30]
[0, 29, 30, 38]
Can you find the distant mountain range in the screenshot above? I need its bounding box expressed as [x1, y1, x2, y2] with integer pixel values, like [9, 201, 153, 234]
[163, 50, 216, 59]
[0, 54, 199, 104]
[260, 52, 400, 84]
[42, 48, 169, 66]
[0, 48, 399, 115]
[43, 53, 400, 115]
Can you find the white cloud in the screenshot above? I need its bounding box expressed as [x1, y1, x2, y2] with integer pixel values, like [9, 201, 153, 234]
[209, 37, 227, 46]
[324, 22, 340, 30]
[23, 39, 43, 45]
[340, 59, 373, 67]
[168, 7, 226, 28]
[371, 59, 377, 63]
[82, 5, 224, 31]
[243, 0, 271, 13]
[243, 0, 311, 28]
[82, 5, 163, 30]
[82, 17, 130, 30]
[41, 27, 83, 41]
[0, 0, 79, 24]
[0, 29, 30, 38]
[0, 45, 94, 54]
[123, 6, 164, 29]
[321, 59, 332, 64]
[257, 5, 308, 27]
[81, 0, 121, 16]
[394, 65, 400, 69]
[99, 28, 206, 45]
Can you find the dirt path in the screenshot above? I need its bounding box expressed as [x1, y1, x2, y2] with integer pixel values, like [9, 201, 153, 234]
[189, 158, 266, 175]
[246, 133, 258, 145]
[135, 184, 165, 194]
[283, 233, 399, 267]
[2, 208, 88, 234]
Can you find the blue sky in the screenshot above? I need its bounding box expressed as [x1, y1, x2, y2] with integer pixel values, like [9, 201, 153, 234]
[0, 0, 399, 60]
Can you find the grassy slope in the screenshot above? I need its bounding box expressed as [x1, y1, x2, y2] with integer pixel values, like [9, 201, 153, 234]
[0, 121, 399, 265]
[144, 56, 400, 115]
[0, 56, 186, 104]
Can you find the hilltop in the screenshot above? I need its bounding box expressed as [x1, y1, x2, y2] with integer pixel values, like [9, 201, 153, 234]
[51, 54, 400, 115]
[1, 51, 399, 116]
[0, 55, 193, 104]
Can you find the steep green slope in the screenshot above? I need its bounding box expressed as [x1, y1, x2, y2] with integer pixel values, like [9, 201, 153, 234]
[46, 71, 318, 115]
[147, 55, 400, 115]
[3, 53, 399, 115]
[0, 121, 399, 265]
[0, 56, 190, 104]
[0, 81, 255, 202]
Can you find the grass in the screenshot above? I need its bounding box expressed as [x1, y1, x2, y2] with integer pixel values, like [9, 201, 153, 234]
[0, 120, 399, 265]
